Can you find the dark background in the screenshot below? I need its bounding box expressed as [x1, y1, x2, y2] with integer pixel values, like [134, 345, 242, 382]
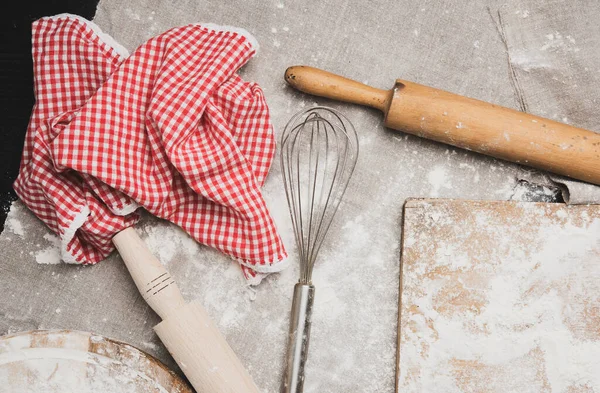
[0, 0, 99, 232]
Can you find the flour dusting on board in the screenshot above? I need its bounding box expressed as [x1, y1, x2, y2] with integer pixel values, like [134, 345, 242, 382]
[399, 200, 600, 392]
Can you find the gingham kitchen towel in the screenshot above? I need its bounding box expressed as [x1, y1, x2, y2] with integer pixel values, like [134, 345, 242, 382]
[13, 14, 287, 283]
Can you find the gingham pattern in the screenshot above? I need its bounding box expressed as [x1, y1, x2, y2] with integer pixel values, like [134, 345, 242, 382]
[14, 15, 287, 281]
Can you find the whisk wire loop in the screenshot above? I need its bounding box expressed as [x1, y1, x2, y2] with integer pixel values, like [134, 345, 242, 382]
[280, 107, 359, 284]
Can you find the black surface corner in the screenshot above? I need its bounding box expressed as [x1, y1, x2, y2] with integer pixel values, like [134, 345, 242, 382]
[0, 0, 100, 232]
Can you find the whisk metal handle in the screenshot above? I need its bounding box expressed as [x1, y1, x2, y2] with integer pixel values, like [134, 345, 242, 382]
[282, 283, 315, 393]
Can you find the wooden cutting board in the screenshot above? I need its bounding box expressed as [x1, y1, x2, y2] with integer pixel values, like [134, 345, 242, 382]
[0, 330, 192, 392]
[397, 199, 600, 393]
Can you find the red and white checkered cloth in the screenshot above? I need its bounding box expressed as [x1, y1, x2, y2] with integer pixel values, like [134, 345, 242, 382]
[13, 14, 287, 283]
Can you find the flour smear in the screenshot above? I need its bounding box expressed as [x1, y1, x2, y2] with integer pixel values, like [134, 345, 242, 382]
[36, 233, 62, 264]
[427, 166, 452, 197]
[399, 201, 600, 392]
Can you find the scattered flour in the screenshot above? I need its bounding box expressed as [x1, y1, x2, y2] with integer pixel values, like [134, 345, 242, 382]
[35, 234, 61, 265]
[508, 30, 582, 72]
[141, 341, 159, 351]
[541, 31, 580, 53]
[141, 220, 200, 266]
[124, 8, 141, 21]
[399, 201, 600, 392]
[4, 202, 26, 238]
[5, 217, 24, 237]
[510, 50, 551, 72]
[458, 162, 476, 171]
[427, 166, 452, 197]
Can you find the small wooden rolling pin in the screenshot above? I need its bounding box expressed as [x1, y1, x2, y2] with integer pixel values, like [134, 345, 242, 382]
[284, 66, 600, 186]
[112, 228, 260, 393]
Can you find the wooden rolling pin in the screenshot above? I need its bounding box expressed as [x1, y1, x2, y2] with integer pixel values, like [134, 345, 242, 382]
[284, 65, 600, 186]
[112, 228, 260, 393]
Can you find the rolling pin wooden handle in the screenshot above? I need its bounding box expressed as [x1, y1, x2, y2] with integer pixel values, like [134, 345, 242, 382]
[285, 66, 392, 111]
[112, 227, 185, 321]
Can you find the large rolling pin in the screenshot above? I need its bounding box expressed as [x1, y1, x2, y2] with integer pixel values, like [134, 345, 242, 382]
[112, 228, 260, 393]
[284, 65, 600, 186]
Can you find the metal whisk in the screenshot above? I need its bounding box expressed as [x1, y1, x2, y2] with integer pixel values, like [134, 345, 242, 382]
[280, 106, 359, 393]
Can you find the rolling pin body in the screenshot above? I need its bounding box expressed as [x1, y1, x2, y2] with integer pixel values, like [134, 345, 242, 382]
[113, 227, 260, 393]
[284, 66, 600, 185]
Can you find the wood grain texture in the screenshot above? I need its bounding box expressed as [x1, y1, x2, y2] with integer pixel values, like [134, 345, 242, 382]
[397, 199, 600, 393]
[0, 330, 192, 392]
[384, 81, 600, 185]
[284, 66, 600, 186]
